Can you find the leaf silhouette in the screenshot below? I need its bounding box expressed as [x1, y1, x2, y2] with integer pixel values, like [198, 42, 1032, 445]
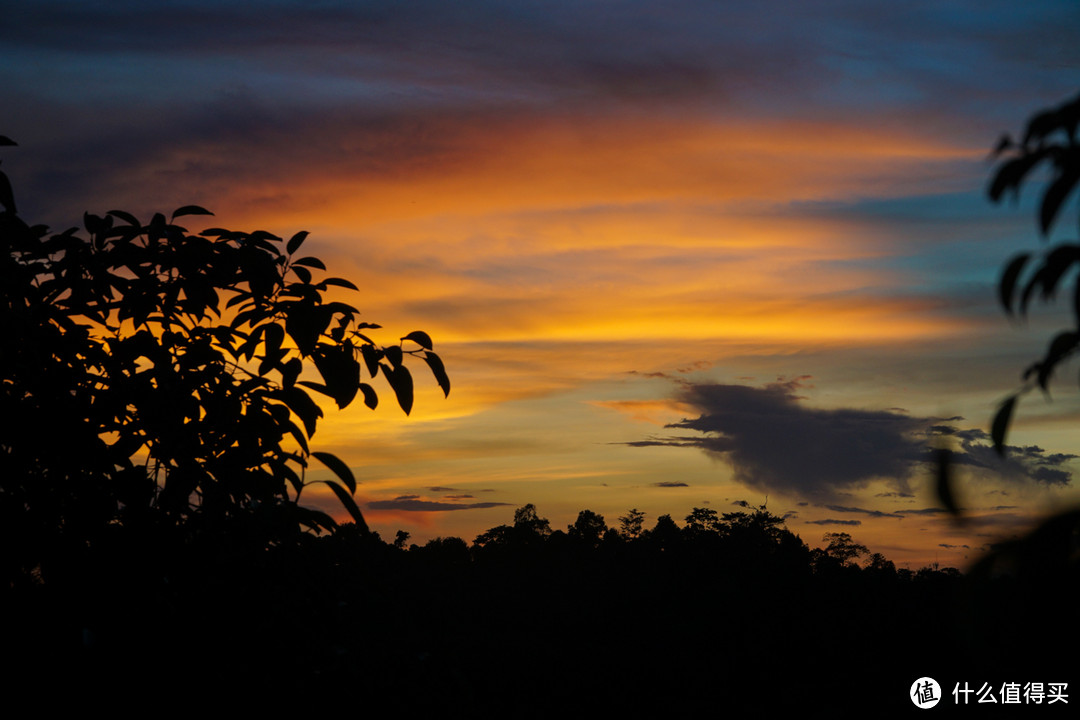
[991, 396, 1017, 457]
[934, 448, 963, 519]
[402, 330, 433, 350]
[1040, 159, 1080, 236]
[1036, 331, 1080, 390]
[382, 363, 414, 415]
[319, 480, 370, 535]
[171, 205, 214, 220]
[423, 351, 450, 397]
[0, 170, 15, 214]
[988, 152, 1045, 203]
[312, 451, 356, 494]
[286, 230, 309, 255]
[359, 382, 378, 410]
[998, 253, 1030, 315]
[293, 256, 326, 270]
[106, 209, 140, 226]
[320, 277, 359, 291]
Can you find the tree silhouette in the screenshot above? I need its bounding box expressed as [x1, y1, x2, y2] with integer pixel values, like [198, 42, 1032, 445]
[472, 504, 554, 553]
[821, 532, 869, 566]
[567, 509, 607, 548]
[683, 506, 722, 536]
[617, 508, 645, 539]
[513, 502, 552, 537]
[645, 513, 681, 550]
[865, 552, 896, 576]
[0, 137, 449, 586]
[988, 92, 1080, 453]
[719, 509, 784, 541]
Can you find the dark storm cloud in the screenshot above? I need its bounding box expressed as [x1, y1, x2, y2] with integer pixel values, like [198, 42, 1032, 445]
[632, 378, 1075, 501]
[806, 519, 862, 527]
[653, 481, 689, 488]
[644, 378, 928, 501]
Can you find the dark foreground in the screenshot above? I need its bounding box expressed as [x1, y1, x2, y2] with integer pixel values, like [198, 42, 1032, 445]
[6, 510, 1077, 717]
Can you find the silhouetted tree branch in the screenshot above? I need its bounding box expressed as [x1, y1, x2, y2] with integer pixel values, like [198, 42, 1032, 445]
[0, 137, 449, 586]
[988, 92, 1080, 454]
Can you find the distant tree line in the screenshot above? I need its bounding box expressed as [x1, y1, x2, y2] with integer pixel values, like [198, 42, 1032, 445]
[6, 497, 1016, 715]
[408, 502, 953, 584]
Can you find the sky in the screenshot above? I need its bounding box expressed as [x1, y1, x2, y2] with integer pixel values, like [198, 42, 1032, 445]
[4, 0, 1080, 568]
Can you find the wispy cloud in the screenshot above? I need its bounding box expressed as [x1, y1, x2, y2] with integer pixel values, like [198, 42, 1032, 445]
[822, 505, 904, 520]
[933, 426, 1077, 486]
[366, 495, 512, 512]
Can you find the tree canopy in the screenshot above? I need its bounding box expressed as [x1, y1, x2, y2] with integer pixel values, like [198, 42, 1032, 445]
[0, 135, 449, 586]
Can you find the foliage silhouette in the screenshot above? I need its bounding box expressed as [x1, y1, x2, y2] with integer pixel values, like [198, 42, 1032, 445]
[929, 98, 1080, 680]
[988, 92, 1080, 453]
[567, 509, 607, 547]
[513, 502, 552, 535]
[0, 137, 449, 586]
[446, 503, 967, 714]
[617, 507, 645, 539]
[10, 490, 980, 713]
[683, 506, 722, 536]
[820, 531, 869, 566]
[471, 502, 552, 556]
[646, 512, 682, 550]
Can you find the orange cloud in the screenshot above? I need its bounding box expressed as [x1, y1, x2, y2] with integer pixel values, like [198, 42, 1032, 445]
[590, 399, 693, 425]
[211, 111, 974, 230]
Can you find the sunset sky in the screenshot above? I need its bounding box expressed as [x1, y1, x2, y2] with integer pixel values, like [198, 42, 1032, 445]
[4, 1, 1080, 567]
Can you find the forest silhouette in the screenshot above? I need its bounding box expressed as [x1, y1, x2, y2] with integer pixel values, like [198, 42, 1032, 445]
[4, 93, 1080, 715]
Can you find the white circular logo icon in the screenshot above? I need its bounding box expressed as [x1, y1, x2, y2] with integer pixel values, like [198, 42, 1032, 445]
[911, 677, 942, 709]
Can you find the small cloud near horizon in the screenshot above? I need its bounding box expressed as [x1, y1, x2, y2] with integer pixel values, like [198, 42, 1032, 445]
[367, 496, 513, 512]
